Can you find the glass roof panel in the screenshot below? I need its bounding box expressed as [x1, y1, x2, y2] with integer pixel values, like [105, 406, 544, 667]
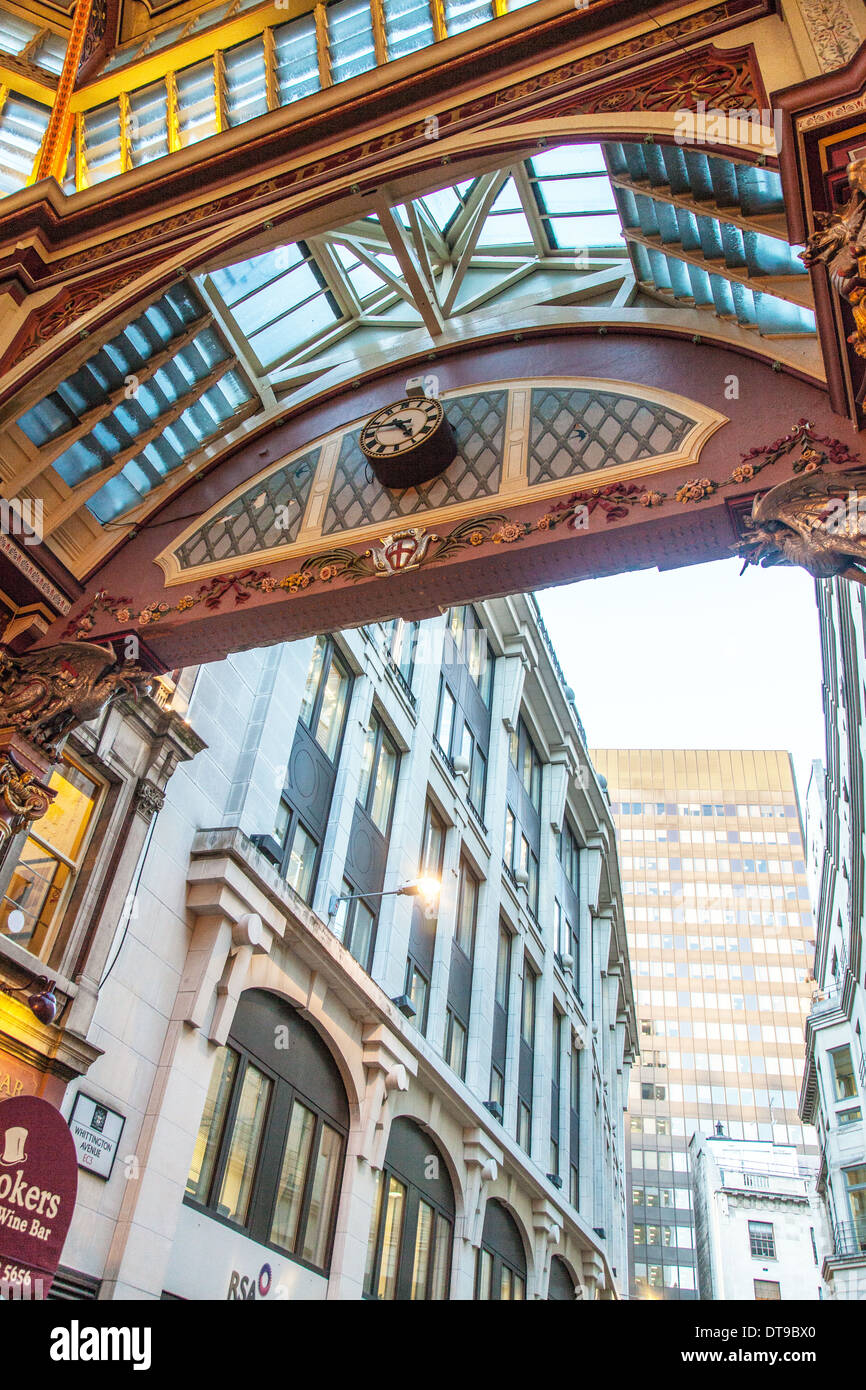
[211, 244, 305, 306]
[547, 213, 624, 250]
[231, 261, 324, 336]
[529, 144, 608, 177]
[535, 175, 617, 216]
[250, 296, 340, 368]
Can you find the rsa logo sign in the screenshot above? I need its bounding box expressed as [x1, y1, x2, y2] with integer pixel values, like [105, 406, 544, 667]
[0, 1095, 78, 1298]
[226, 1262, 289, 1300]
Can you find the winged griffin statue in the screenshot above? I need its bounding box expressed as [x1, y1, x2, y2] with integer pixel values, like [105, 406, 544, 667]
[737, 470, 866, 585]
[0, 640, 152, 757]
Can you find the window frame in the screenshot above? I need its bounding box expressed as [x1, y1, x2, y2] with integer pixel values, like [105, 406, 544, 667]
[364, 1124, 454, 1301]
[0, 750, 106, 967]
[748, 1220, 776, 1260]
[298, 633, 352, 764]
[357, 707, 400, 836]
[185, 1016, 348, 1277]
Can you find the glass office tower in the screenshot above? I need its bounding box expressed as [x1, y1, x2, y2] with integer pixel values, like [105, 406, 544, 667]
[592, 750, 817, 1301]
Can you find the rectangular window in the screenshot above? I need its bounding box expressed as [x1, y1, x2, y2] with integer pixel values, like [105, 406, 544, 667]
[455, 860, 478, 957]
[176, 60, 218, 148]
[269, 1100, 317, 1251]
[490, 1065, 504, 1110]
[444, 0, 494, 37]
[753, 1279, 781, 1300]
[517, 1100, 531, 1151]
[504, 807, 515, 869]
[830, 1046, 858, 1101]
[327, 0, 377, 83]
[495, 924, 511, 1009]
[844, 1166, 866, 1231]
[420, 800, 446, 880]
[445, 1009, 467, 1077]
[521, 963, 536, 1047]
[376, 1176, 407, 1299]
[224, 37, 269, 127]
[446, 604, 493, 704]
[0, 755, 101, 963]
[405, 961, 429, 1028]
[358, 711, 399, 833]
[274, 14, 321, 106]
[215, 1063, 272, 1226]
[527, 848, 539, 917]
[435, 680, 456, 757]
[284, 822, 318, 903]
[748, 1221, 776, 1259]
[129, 83, 169, 166]
[186, 1046, 239, 1203]
[299, 636, 351, 761]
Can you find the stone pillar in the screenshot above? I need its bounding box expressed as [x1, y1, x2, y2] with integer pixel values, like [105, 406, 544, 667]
[458, 1128, 502, 1298]
[531, 1197, 563, 1299]
[326, 1022, 417, 1300]
[97, 844, 286, 1299]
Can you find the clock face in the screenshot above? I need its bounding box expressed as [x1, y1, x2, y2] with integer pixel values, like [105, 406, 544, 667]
[359, 397, 444, 459]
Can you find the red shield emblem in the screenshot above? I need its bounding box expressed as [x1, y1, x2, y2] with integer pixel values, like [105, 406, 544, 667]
[384, 535, 419, 571]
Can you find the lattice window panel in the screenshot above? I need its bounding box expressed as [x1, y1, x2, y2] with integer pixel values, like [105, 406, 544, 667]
[322, 391, 507, 535]
[175, 447, 319, 569]
[527, 388, 694, 484]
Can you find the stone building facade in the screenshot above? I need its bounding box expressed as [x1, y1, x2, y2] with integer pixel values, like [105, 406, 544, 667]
[0, 594, 635, 1299]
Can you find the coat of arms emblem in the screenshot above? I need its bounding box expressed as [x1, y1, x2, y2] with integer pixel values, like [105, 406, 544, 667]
[371, 528, 437, 575]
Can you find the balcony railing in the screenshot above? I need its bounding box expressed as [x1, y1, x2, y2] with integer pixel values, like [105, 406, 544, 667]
[830, 1218, 866, 1261]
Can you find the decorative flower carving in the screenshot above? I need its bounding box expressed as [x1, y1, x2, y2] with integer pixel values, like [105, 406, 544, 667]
[492, 521, 524, 544]
[640, 491, 664, 507]
[675, 477, 716, 504]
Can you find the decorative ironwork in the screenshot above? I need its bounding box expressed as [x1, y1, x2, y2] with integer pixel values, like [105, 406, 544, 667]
[0, 641, 153, 758]
[175, 449, 319, 570]
[0, 754, 54, 848]
[528, 388, 693, 485]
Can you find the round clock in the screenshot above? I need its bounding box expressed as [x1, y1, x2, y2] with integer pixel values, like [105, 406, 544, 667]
[359, 392, 457, 489]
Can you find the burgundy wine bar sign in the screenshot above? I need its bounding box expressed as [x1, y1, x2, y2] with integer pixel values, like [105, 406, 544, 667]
[0, 1095, 78, 1298]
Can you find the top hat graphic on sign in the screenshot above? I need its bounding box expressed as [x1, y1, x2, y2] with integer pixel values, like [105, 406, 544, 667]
[0, 1126, 28, 1166]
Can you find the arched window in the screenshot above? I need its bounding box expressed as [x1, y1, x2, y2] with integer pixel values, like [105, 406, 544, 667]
[364, 1117, 454, 1300]
[548, 1255, 577, 1301]
[186, 989, 348, 1275]
[475, 1199, 527, 1299]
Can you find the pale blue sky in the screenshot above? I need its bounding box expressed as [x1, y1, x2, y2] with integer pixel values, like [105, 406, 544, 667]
[535, 558, 825, 806]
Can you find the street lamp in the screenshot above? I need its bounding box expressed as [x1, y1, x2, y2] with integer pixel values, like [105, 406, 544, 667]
[0, 973, 58, 1025]
[327, 876, 440, 919]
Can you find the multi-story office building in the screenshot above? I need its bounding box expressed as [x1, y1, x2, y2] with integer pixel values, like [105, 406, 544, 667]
[592, 749, 817, 1301]
[800, 580, 866, 1300]
[0, 594, 635, 1299]
[690, 1133, 827, 1302]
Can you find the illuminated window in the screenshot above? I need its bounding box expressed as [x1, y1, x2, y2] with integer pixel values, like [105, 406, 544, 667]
[186, 990, 348, 1274]
[365, 1118, 453, 1299]
[0, 756, 101, 963]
